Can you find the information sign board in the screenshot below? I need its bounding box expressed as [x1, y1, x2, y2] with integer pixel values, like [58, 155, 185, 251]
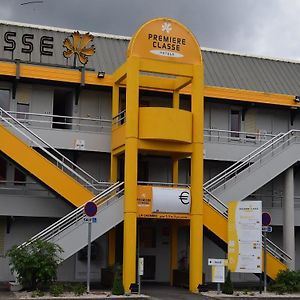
[228, 201, 262, 273]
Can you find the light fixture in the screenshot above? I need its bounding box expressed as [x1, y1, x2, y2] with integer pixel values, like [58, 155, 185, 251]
[294, 96, 300, 103]
[97, 71, 105, 78]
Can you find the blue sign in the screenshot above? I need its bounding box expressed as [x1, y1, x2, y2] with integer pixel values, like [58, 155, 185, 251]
[262, 212, 271, 226]
[84, 201, 98, 217]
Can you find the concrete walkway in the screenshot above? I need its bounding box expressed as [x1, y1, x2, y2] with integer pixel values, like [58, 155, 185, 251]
[141, 285, 212, 300]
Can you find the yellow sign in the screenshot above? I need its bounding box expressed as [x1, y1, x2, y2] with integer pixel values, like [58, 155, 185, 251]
[137, 185, 190, 219]
[127, 18, 202, 64]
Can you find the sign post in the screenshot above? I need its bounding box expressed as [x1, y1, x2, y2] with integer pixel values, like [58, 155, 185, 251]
[208, 259, 226, 294]
[262, 212, 272, 293]
[84, 201, 98, 293]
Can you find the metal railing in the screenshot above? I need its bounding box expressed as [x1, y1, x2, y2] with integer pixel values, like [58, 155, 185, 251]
[112, 110, 126, 127]
[204, 131, 300, 193]
[204, 128, 275, 145]
[6, 110, 111, 133]
[0, 107, 105, 193]
[203, 188, 291, 263]
[19, 181, 124, 248]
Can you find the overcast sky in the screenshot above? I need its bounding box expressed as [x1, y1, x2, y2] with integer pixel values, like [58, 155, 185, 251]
[0, 0, 300, 60]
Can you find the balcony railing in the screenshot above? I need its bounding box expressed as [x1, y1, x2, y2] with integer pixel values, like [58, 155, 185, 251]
[6, 111, 112, 133]
[204, 128, 275, 145]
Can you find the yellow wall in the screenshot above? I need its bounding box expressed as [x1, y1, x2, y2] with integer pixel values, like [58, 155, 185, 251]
[139, 107, 192, 143]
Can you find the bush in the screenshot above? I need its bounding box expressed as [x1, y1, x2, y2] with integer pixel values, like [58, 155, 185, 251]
[6, 239, 63, 291]
[112, 265, 124, 295]
[269, 269, 300, 294]
[72, 283, 86, 296]
[222, 270, 234, 295]
[49, 283, 64, 297]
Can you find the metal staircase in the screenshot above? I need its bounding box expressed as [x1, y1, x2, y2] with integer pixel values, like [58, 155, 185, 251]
[19, 182, 124, 260]
[203, 188, 290, 279]
[0, 107, 109, 206]
[204, 130, 300, 202]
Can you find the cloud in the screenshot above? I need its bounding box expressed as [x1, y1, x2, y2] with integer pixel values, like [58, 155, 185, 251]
[0, 0, 300, 60]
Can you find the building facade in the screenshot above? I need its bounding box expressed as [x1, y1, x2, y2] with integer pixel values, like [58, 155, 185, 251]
[0, 18, 298, 292]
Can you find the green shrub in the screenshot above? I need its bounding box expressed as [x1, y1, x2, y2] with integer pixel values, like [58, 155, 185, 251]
[72, 283, 86, 296]
[6, 239, 63, 291]
[222, 270, 234, 295]
[31, 289, 44, 298]
[269, 269, 300, 294]
[49, 283, 64, 297]
[112, 265, 124, 295]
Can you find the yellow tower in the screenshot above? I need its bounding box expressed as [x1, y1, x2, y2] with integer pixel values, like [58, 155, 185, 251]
[111, 18, 204, 293]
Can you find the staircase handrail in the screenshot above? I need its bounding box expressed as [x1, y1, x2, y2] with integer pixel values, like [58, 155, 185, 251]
[204, 131, 290, 191]
[203, 188, 292, 263]
[19, 181, 124, 248]
[0, 107, 102, 192]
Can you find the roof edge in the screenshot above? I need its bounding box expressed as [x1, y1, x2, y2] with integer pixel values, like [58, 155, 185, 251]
[0, 19, 131, 41]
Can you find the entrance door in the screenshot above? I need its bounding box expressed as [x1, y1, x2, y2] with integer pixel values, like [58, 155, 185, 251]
[52, 90, 73, 129]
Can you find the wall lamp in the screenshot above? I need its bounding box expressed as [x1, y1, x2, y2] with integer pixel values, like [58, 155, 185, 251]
[294, 96, 300, 103]
[97, 71, 105, 78]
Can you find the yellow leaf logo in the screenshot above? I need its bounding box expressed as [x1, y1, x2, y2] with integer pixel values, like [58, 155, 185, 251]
[63, 31, 95, 66]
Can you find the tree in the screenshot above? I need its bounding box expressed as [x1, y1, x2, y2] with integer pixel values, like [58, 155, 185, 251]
[222, 270, 234, 295]
[112, 265, 124, 295]
[6, 239, 63, 291]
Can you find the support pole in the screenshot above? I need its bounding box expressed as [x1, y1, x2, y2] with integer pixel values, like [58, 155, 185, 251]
[170, 222, 178, 285]
[189, 64, 204, 293]
[123, 57, 139, 292]
[108, 228, 116, 267]
[283, 166, 295, 270]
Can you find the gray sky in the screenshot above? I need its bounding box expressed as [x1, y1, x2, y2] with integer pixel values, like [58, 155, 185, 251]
[1, 0, 300, 60]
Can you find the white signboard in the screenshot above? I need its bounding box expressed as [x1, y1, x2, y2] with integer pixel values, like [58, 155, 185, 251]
[152, 187, 190, 214]
[208, 258, 227, 266]
[228, 201, 262, 273]
[211, 265, 225, 283]
[138, 257, 144, 276]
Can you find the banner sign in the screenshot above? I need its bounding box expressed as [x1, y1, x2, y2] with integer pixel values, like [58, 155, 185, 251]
[228, 201, 262, 273]
[127, 18, 202, 64]
[137, 185, 190, 219]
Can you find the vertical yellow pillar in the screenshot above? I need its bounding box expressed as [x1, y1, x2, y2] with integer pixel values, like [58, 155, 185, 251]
[108, 227, 116, 267]
[110, 153, 118, 183]
[123, 56, 139, 292]
[170, 222, 178, 285]
[189, 64, 204, 293]
[173, 91, 180, 109]
[172, 158, 179, 185]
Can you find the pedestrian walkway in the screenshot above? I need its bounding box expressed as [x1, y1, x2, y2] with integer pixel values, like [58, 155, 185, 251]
[141, 284, 212, 300]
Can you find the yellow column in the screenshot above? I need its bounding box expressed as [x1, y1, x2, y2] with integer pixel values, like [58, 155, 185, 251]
[112, 83, 120, 121]
[110, 153, 118, 183]
[170, 222, 178, 285]
[172, 158, 179, 185]
[189, 64, 204, 293]
[173, 91, 180, 109]
[108, 227, 116, 267]
[123, 56, 139, 292]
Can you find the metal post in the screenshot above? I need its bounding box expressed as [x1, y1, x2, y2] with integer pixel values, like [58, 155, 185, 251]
[87, 218, 92, 293]
[217, 283, 221, 294]
[137, 224, 140, 295]
[263, 231, 267, 293]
